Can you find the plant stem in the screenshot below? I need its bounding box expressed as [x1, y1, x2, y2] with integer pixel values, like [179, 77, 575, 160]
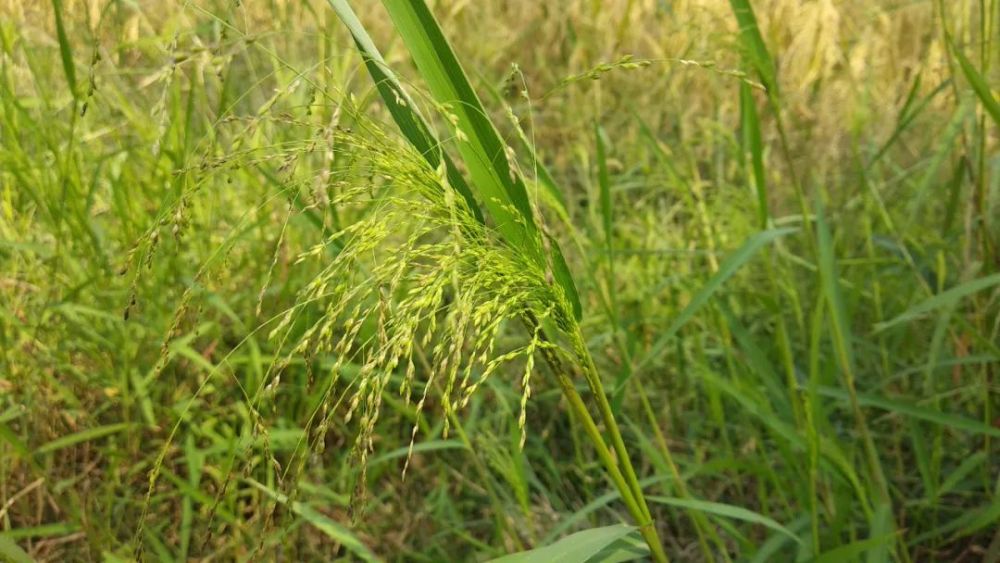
[572, 328, 653, 521]
[551, 360, 669, 562]
[570, 331, 669, 560]
[524, 315, 668, 562]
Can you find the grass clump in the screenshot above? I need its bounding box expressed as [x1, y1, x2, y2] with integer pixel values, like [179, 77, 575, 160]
[1, 0, 998, 561]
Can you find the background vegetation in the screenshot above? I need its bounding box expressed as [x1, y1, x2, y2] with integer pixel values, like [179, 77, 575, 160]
[1, 0, 998, 560]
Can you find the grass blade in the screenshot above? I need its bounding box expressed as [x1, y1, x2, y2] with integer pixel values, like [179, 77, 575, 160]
[595, 123, 613, 256]
[728, 0, 777, 95]
[378, 1, 539, 249]
[740, 82, 768, 228]
[50, 0, 76, 100]
[874, 273, 1000, 331]
[369, 439, 466, 467]
[647, 496, 802, 544]
[949, 36, 1000, 127]
[34, 423, 132, 455]
[812, 534, 897, 563]
[491, 524, 645, 562]
[817, 386, 1000, 437]
[332, 0, 581, 317]
[0, 535, 33, 563]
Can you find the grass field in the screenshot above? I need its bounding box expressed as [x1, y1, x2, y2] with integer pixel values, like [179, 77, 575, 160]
[1, 0, 998, 560]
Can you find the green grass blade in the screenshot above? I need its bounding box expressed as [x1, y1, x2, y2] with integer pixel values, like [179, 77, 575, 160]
[635, 227, 796, 372]
[378, 1, 538, 246]
[817, 386, 1000, 437]
[936, 451, 986, 499]
[811, 534, 897, 563]
[647, 496, 802, 544]
[874, 273, 1000, 331]
[491, 524, 645, 562]
[540, 475, 671, 544]
[949, 36, 1000, 127]
[867, 501, 894, 563]
[595, 123, 612, 255]
[34, 423, 132, 455]
[816, 200, 856, 373]
[0, 534, 33, 563]
[750, 515, 811, 563]
[477, 75, 569, 217]
[49, 0, 76, 100]
[868, 76, 950, 168]
[0, 524, 80, 541]
[728, 0, 777, 95]
[369, 439, 466, 467]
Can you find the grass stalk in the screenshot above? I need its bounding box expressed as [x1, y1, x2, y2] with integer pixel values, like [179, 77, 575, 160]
[525, 316, 668, 561]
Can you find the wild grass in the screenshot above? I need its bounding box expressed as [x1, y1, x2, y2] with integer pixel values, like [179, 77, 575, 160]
[1, 0, 998, 561]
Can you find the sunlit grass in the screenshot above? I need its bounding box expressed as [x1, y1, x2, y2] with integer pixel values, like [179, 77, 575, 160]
[0, 0, 997, 560]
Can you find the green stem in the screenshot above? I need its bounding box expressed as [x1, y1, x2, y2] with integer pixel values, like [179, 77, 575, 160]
[570, 328, 668, 562]
[573, 328, 652, 521]
[524, 315, 668, 562]
[551, 360, 669, 562]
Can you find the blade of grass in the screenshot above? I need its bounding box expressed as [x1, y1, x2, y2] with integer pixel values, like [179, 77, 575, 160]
[739, 82, 768, 228]
[817, 386, 1000, 437]
[50, 0, 76, 100]
[949, 35, 1000, 127]
[935, 451, 986, 500]
[491, 525, 645, 563]
[816, 199, 891, 496]
[328, 0, 582, 319]
[476, 74, 569, 218]
[646, 496, 802, 545]
[34, 423, 133, 455]
[595, 123, 613, 260]
[0, 534, 33, 563]
[812, 534, 898, 563]
[539, 475, 671, 544]
[728, 0, 777, 96]
[874, 273, 1000, 332]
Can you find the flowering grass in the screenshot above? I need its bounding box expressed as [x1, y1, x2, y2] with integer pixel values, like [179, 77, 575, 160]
[0, 0, 997, 560]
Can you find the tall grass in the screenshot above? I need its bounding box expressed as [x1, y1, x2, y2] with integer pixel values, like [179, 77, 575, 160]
[1, 0, 998, 560]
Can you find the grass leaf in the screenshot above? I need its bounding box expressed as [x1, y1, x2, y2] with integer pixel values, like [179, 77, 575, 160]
[0, 534, 33, 563]
[324, 0, 483, 224]
[817, 387, 1000, 438]
[491, 524, 646, 563]
[811, 534, 897, 563]
[49, 0, 76, 99]
[874, 273, 1000, 332]
[740, 82, 768, 227]
[34, 423, 132, 455]
[728, 0, 777, 95]
[949, 36, 1000, 127]
[331, 0, 581, 318]
[647, 496, 803, 545]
